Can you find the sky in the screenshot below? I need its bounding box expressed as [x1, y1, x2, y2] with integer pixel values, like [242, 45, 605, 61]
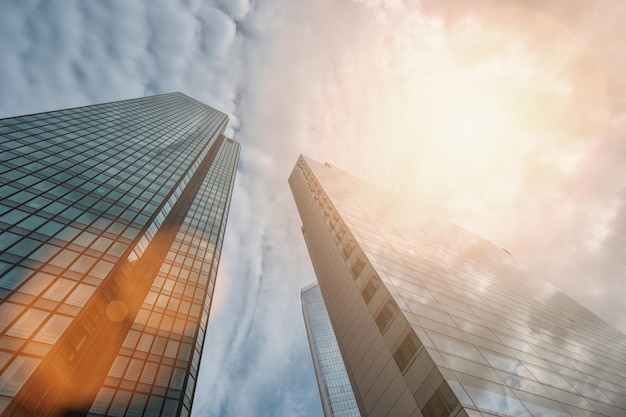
[1, 0, 626, 416]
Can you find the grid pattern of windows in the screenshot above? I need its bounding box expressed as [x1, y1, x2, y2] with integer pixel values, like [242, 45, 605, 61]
[0, 93, 239, 416]
[292, 155, 626, 417]
[302, 283, 362, 417]
[88, 138, 239, 417]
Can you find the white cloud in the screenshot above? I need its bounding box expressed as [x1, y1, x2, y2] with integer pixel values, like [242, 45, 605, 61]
[214, 0, 251, 21]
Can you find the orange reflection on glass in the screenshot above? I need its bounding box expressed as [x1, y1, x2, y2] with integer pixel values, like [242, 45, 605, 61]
[105, 300, 129, 322]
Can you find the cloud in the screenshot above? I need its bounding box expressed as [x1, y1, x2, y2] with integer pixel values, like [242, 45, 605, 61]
[1, 1, 321, 416]
[0, 0, 242, 115]
[238, 0, 626, 345]
[214, 0, 251, 21]
[2, 1, 626, 417]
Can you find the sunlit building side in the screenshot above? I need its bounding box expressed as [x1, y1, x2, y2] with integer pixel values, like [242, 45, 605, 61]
[301, 282, 362, 417]
[289, 155, 626, 417]
[0, 93, 239, 417]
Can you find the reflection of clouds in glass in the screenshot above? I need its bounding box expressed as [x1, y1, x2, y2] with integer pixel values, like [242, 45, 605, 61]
[304, 156, 626, 416]
[496, 371, 553, 398]
[481, 350, 532, 380]
[447, 380, 472, 406]
[514, 389, 571, 417]
[457, 372, 530, 416]
[564, 377, 613, 405]
[428, 332, 486, 365]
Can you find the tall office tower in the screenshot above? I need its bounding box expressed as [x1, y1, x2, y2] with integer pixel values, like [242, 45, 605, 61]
[301, 282, 362, 417]
[289, 155, 626, 417]
[0, 93, 240, 417]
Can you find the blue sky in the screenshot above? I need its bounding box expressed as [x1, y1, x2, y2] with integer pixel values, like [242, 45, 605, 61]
[2, 1, 626, 416]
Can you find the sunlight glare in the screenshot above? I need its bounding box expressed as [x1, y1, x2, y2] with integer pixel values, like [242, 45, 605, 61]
[351, 4, 609, 242]
[435, 84, 509, 165]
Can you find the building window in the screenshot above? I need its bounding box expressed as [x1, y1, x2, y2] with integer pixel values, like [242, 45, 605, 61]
[375, 300, 398, 332]
[42, 278, 76, 302]
[0, 356, 41, 396]
[109, 356, 130, 378]
[350, 258, 366, 279]
[335, 225, 346, 241]
[90, 387, 116, 414]
[421, 382, 459, 417]
[33, 314, 73, 344]
[6, 309, 49, 339]
[361, 275, 381, 303]
[341, 240, 355, 259]
[393, 332, 422, 373]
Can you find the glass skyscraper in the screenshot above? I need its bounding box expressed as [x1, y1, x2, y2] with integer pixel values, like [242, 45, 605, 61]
[290, 155, 626, 417]
[301, 282, 361, 417]
[0, 92, 240, 417]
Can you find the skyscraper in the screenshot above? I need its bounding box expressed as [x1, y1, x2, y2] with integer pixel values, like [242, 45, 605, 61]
[0, 93, 240, 417]
[289, 155, 626, 417]
[301, 282, 361, 417]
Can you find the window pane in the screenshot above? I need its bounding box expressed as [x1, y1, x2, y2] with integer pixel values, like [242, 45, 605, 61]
[109, 390, 131, 416]
[155, 366, 172, 387]
[0, 302, 25, 333]
[137, 334, 154, 352]
[65, 284, 97, 307]
[170, 368, 186, 390]
[33, 314, 73, 344]
[42, 278, 76, 302]
[6, 309, 49, 339]
[164, 340, 179, 358]
[376, 300, 398, 332]
[140, 362, 158, 384]
[0, 356, 41, 396]
[123, 330, 139, 349]
[125, 359, 143, 382]
[109, 356, 130, 378]
[18, 272, 55, 296]
[127, 393, 148, 417]
[144, 396, 164, 417]
[0, 267, 32, 291]
[393, 332, 422, 372]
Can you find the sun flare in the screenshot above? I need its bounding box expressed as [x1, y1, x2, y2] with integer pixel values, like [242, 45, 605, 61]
[434, 84, 510, 165]
[326, 4, 609, 232]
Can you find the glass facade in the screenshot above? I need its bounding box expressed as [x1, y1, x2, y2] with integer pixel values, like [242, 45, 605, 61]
[0, 93, 240, 416]
[301, 282, 362, 417]
[290, 155, 626, 417]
